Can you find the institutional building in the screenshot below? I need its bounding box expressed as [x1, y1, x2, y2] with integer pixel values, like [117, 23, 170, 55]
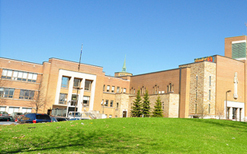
[0, 35, 247, 121]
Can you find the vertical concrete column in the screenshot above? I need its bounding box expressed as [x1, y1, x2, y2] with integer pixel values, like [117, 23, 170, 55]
[229, 107, 233, 119]
[89, 79, 96, 111]
[68, 76, 74, 105]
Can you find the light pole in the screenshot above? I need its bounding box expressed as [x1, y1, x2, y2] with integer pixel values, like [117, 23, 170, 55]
[226, 90, 231, 119]
[74, 87, 83, 117]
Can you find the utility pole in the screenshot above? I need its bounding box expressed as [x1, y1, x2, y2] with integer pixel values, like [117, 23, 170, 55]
[74, 44, 83, 117]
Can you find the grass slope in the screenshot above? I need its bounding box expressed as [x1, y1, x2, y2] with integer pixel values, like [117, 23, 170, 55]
[0, 118, 247, 154]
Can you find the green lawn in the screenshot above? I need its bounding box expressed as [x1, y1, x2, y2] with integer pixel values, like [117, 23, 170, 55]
[1, 118, 247, 154]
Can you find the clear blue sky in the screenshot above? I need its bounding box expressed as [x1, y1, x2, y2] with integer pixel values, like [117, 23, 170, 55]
[1, 0, 247, 76]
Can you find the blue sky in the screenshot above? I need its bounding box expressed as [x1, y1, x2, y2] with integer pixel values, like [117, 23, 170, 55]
[1, 0, 247, 76]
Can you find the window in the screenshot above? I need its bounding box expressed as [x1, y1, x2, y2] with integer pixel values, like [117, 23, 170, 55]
[209, 76, 211, 87]
[28, 73, 37, 82]
[1, 69, 37, 82]
[111, 86, 115, 93]
[162, 102, 164, 110]
[107, 85, 110, 92]
[117, 87, 120, 93]
[0, 88, 15, 98]
[61, 77, 69, 88]
[195, 104, 197, 114]
[196, 75, 198, 87]
[134, 89, 135, 94]
[71, 94, 78, 106]
[116, 102, 119, 108]
[85, 80, 92, 91]
[196, 90, 197, 101]
[123, 88, 126, 93]
[105, 100, 109, 106]
[208, 104, 210, 114]
[1, 69, 12, 79]
[19, 90, 35, 100]
[103, 85, 105, 91]
[110, 100, 113, 107]
[59, 93, 67, 104]
[73, 78, 81, 88]
[83, 96, 90, 106]
[209, 90, 211, 100]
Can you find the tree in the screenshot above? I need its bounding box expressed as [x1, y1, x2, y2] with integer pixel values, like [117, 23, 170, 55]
[142, 90, 150, 117]
[30, 82, 49, 113]
[0, 78, 6, 105]
[131, 90, 142, 117]
[152, 96, 163, 117]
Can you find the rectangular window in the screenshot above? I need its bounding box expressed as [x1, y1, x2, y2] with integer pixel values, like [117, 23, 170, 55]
[1, 69, 7, 78]
[19, 89, 35, 100]
[59, 93, 67, 104]
[209, 76, 211, 87]
[22, 72, 28, 81]
[103, 85, 105, 91]
[123, 88, 126, 93]
[61, 76, 69, 88]
[73, 78, 81, 88]
[105, 100, 109, 106]
[0, 88, 15, 98]
[28, 73, 33, 82]
[17, 72, 23, 81]
[208, 104, 210, 114]
[111, 86, 115, 93]
[107, 85, 110, 92]
[85, 80, 92, 91]
[83, 96, 90, 106]
[196, 75, 198, 87]
[196, 90, 197, 101]
[117, 87, 120, 93]
[110, 100, 113, 107]
[195, 104, 197, 114]
[71, 94, 78, 106]
[209, 90, 211, 100]
[12, 71, 18, 80]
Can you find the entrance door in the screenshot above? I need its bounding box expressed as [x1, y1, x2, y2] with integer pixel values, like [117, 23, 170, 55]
[122, 111, 127, 118]
[232, 108, 237, 119]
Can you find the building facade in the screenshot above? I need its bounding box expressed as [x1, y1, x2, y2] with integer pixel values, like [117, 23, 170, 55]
[1, 35, 247, 121]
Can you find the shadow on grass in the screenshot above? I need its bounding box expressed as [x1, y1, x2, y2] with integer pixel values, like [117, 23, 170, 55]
[3, 127, 147, 154]
[184, 118, 247, 131]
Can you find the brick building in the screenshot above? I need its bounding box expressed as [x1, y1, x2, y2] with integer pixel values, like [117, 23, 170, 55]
[0, 35, 247, 121]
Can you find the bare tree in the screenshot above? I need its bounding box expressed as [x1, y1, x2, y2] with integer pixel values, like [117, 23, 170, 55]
[0, 78, 7, 106]
[30, 80, 50, 113]
[216, 107, 225, 120]
[198, 103, 209, 119]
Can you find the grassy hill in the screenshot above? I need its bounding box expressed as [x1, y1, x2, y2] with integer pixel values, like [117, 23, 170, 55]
[1, 118, 247, 154]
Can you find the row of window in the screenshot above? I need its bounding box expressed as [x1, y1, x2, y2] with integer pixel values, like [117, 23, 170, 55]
[1, 69, 38, 82]
[0, 87, 35, 100]
[61, 77, 92, 91]
[103, 85, 126, 93]
[59, 93, 90, 106]
[102, 99, 119, 108]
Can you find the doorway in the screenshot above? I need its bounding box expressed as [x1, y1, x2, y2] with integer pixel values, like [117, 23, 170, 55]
[122, 111, 127, 118]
